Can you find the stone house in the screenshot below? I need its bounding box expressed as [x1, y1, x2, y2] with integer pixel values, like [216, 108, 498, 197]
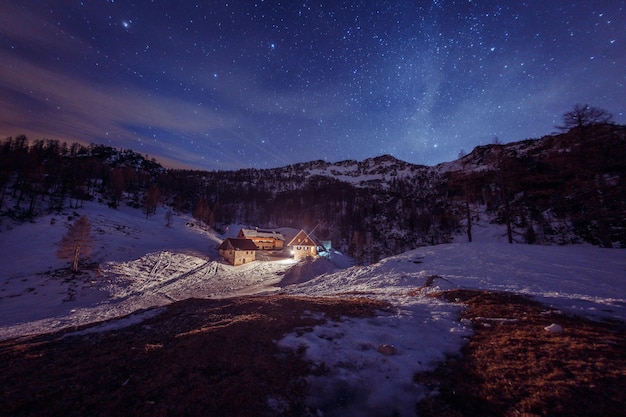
[218, 238, 258, 266]
[287, 229, 319, 259]
[237, 228, 285, 250]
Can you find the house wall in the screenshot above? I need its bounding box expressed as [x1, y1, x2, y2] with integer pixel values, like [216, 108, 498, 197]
[220, 249, 255, 266]
[219, 249, 234, 265]
[248, 237, 284, 250]
[291, 245, 317, 259]
[233, 250, 255, 266]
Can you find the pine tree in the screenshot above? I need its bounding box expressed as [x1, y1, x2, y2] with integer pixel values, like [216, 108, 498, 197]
[57, 215, 93, 273]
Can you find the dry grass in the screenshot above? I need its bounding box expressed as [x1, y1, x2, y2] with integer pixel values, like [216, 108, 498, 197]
[0, 295, 388, 417]
[415, 289, 626, 417]
[1, 290, 624, 417]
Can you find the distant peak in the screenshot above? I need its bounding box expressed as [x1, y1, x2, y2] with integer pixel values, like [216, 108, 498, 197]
[368, 154, 402, 163]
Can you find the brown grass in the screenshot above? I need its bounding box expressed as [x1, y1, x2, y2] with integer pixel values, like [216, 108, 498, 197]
[415, 289, 626, 417]
[0, 295, 388, 417]
[1, 290, 624, 417]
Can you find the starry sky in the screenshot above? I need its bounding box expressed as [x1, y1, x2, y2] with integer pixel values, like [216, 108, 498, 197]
[1, 1, 625, 170]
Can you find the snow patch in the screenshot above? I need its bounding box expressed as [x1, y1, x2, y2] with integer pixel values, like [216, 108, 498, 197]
[63, 308, 165, 338]
[277, 297, 472, 416]
[544, 323, 564, 334]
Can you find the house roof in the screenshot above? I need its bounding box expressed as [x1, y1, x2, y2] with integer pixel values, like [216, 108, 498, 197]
[239, 228, 285, 240]
[218, 238, 258, 251]
[286, 229, 319, 247]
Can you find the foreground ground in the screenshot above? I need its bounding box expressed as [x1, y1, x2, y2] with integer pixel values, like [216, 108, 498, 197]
[0, 295, 387, 417]
[1, 291, 624, 417]
[416, 290, 626, 417]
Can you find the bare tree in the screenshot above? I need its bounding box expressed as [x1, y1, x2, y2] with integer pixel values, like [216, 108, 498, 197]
[492, 137, 513, 244]
[193, 198, 216, 230]
[164, 208, 173, 227]
[107, 168, 126, 208]
[557, 104, 613, 132]
[57, 215, 93, 273]
[458, 149, 472, 242]
[350, 230, 366, 266]
[143, 185, 161, 218]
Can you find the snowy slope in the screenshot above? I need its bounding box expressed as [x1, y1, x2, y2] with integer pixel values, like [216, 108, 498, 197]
[275, 243, 625, 415]
[1, 202, 625, 417]
[0, 202, 299, 338]
[283, 243, 626, 321]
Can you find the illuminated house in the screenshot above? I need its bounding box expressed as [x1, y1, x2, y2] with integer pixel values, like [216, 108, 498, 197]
[218, 238, 258, 266]
[237, 228, 285, 250]
[287, 229, 319, 259]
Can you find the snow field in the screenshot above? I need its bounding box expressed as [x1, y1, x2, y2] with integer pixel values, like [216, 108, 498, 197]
[1, 202, 625, 417]
[285, 242, 626, 322]
[276, 241, 625, 416]
[0, 203, 295, 338]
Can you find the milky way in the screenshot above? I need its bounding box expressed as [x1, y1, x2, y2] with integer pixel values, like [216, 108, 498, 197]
[1, 1, 624, 170]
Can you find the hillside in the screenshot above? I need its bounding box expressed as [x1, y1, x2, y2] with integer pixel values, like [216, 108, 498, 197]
[2, 124, 625, 262]
[1, 132, 625, 415]
[0, 201, 624, 416]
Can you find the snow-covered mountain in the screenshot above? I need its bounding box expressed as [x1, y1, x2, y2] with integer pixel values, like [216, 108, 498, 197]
[3, 124, 625, 265]
[176, 124, 626, 255]
[1, 124, 625, 409]
[271, 154, 430, 187]
[2, 125, 626, 416]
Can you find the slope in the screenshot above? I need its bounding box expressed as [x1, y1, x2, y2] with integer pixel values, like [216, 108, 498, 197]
[0, 202, 299, 339]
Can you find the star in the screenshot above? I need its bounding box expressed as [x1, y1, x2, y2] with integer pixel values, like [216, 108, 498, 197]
[0, 1, 623, 170]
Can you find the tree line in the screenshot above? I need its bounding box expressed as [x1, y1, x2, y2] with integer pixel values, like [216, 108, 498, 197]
[447, 122, 626, 248]
[0, 135, 164, 220]
[0, 135, 459, 263]
[2, 110, 625, 268]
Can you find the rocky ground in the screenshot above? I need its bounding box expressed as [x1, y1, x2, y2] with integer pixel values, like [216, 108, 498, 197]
[1, 291, 624, 417]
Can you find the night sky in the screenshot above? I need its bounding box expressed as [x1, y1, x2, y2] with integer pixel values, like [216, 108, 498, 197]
[1, 1, 624, 170]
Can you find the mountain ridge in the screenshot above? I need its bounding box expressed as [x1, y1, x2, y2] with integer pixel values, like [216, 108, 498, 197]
[2, 124, 625, 261]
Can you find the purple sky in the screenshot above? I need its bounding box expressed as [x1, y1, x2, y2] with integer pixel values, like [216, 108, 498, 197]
[1, 1, 624, 170]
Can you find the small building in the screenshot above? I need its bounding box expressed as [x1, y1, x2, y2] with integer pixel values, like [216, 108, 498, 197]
[218, 238, 258, 266]
[237, 228, 285, 250]
[287, 229, 319, 259]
